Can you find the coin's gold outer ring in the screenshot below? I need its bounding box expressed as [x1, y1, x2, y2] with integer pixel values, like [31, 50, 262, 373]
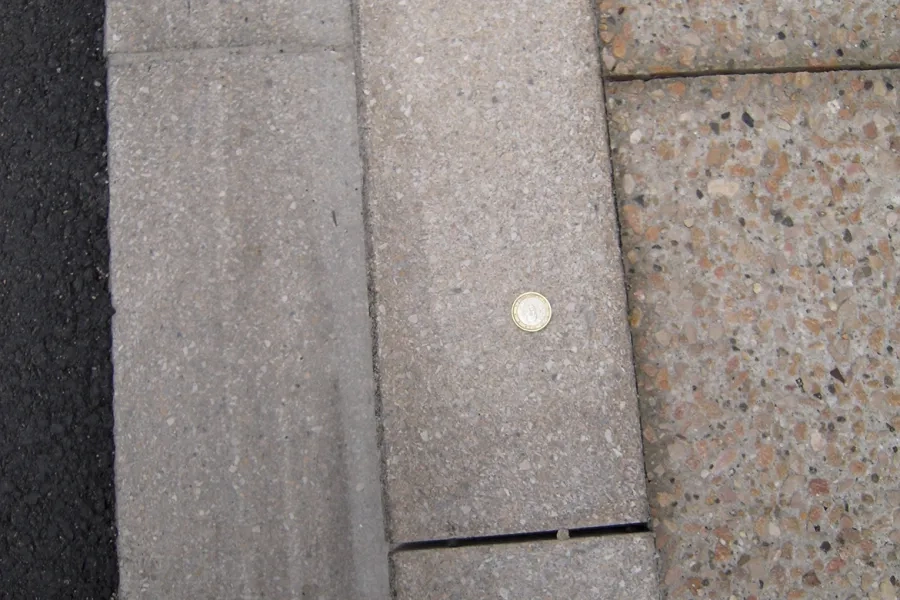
[511, 292, 552, 332]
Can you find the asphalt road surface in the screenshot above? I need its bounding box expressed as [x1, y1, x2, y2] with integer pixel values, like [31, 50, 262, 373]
[0, 1, 117, 597]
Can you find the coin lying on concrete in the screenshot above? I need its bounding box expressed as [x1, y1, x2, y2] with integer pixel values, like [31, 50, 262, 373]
[511, 292, 551, 332]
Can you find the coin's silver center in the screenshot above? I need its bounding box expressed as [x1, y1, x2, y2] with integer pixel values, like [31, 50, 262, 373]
[517, 297, 548, 327]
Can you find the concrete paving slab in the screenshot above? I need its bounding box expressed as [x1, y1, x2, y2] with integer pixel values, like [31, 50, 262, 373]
[598, 0, 900, 76]
[607, 71, 899, 599]
[106, 0, 352, 54]
[360, 0, 648, 542]
[108, 50, 387, 599]
[393, 534, 660, 600]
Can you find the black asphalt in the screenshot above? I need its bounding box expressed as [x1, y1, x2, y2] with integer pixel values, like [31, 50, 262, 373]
[0, 1, 117, 598]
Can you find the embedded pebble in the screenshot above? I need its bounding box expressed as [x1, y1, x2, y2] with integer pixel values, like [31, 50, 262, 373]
[707, 178, 740, 198]
[622, 173, 636, 196]
[887, 212, 898, 228]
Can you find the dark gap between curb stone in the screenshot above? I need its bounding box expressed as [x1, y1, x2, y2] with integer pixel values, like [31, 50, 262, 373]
[391, 522, 650, 553]
[604, 61, 900, 82]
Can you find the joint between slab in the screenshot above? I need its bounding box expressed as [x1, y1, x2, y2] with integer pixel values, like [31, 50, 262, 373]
[604, 61, 900, 82]
[107, 42, 353, 66]
[390, 522, 651, 553]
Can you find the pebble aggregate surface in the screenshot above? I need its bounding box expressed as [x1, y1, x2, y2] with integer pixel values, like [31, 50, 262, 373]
[597, 0, 900, 76]
[607, 70, 900, 599]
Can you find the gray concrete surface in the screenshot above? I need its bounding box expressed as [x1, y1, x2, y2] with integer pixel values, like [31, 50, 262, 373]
[106, 0, 352, 53]
[107, 49, 387, 599]
[393, 535, 660, 600]
[359, 0, 648, 542]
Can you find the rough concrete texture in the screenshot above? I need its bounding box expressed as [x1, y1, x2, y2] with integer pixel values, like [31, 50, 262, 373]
[393, 534, 660, 600]
[108, 51, 387, 599]
[359, 0, 648, 542]
[106, 0, 352, 54]
[597, 0, 900, 76]
[607, 71, 899, 599]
